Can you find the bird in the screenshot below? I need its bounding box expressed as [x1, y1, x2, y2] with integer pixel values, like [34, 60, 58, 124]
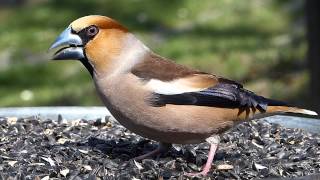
[49, 15, 318, 176]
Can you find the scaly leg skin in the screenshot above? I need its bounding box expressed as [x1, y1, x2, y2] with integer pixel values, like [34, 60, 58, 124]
[185, 135, 220, 177]
[134, 142, 172, 161]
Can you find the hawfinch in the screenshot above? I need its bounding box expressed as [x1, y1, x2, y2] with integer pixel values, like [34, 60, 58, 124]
[49, 15, 318, 176]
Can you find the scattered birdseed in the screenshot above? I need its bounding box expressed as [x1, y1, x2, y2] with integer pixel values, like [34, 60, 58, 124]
[0, 116, 319, 179]
[60, 168, 69, 177]
[217, 164, 234, 170]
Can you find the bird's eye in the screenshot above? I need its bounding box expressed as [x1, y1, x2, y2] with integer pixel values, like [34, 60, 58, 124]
[86, 26, 99, 37]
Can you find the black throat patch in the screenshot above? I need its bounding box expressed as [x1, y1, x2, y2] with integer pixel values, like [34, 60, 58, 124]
[75, 27, 97, 77]
[80, 57, 94, 77]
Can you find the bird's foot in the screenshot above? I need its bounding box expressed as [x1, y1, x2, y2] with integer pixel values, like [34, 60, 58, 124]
[184, 169, 210, 177]
[185, 135, 220, 177]
[134, 142, 171, 161]
[134, 148, 161, 161]
[184, 160, 212, 177]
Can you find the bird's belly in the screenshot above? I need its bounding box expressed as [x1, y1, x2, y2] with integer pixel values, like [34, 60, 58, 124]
[103, 97, 235, 144]
[109, 110, 211, 144]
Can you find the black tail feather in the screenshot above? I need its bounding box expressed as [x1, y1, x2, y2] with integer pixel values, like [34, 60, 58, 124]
[240, 89, 288, 111]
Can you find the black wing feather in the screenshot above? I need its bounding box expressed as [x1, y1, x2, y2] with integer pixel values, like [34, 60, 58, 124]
[149, 81, 287, 111]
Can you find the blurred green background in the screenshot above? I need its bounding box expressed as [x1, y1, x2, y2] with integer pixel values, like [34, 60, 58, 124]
[0, 0, 314, 109]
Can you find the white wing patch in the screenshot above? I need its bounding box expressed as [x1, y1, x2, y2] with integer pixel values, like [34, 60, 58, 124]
[145, 78, 206, 95]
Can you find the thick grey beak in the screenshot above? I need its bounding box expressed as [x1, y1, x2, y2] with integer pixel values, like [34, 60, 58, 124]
[49, 27, 85, 60]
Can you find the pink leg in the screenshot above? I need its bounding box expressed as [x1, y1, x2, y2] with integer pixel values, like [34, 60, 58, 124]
[185, 136, 220, 176]
[134, 142, 171, 161]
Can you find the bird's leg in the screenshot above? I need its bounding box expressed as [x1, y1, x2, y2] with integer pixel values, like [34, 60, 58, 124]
[134, 142, 171, 161]
[185, 135, 220, 176]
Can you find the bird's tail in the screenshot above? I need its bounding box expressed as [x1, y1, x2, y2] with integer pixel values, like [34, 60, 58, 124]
[240, 89, 318, 116]
[266, 105, 318, 116]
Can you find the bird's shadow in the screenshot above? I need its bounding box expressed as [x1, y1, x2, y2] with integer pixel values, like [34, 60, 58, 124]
[84, 136, 208, 164]
[87, 137, 157, 161]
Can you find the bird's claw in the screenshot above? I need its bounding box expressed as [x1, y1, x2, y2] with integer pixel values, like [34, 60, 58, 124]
[184, 170, 209, 177]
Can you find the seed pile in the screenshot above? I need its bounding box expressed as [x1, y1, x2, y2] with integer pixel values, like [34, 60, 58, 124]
[0, 116, 319, 179]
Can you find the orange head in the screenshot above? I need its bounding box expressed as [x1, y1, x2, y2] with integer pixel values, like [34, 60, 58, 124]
[49, 15, 140, 76]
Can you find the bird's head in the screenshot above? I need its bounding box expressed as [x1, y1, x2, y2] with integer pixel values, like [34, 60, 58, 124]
[49, 15, 139, 76]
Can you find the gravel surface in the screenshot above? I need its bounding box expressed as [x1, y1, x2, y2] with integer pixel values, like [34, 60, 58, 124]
[0, 116, 319, 179]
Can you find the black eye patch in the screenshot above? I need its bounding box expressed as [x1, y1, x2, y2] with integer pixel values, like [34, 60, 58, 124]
[78, 25, 99, 45]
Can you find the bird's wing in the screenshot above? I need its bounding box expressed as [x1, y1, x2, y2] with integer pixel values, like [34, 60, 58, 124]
[131, 53, 286, 111]
[144, 73, 286, 111]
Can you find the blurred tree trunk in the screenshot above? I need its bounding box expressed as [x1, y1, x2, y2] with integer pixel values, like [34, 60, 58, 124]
[306, 0, 320, 113]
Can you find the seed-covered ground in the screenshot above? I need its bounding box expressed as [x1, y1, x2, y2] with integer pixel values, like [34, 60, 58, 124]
[0, 116, 319, 179]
